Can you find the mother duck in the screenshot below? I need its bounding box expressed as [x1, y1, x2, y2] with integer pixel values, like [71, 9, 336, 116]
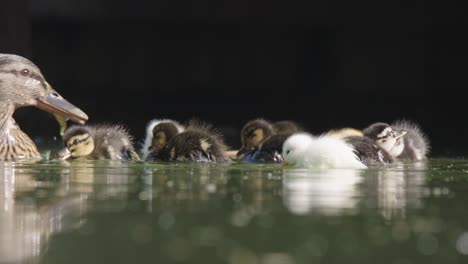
[0, 54, 88, 161]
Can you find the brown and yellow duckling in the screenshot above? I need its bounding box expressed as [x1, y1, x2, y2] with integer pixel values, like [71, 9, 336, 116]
[0, 53, 88, 161]
[140, 118, 185, 160]
[58, 125, 139, 161]
[146, 120, 230, 162]
[237, 119, 303, 162]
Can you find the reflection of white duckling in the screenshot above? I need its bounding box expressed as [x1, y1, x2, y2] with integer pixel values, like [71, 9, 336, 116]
[140, 119, 185, 160]
[281, 133, 367, 169]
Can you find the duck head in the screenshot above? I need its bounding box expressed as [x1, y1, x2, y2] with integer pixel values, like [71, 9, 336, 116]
[58, 126, 95, 159]
[0, 54, 88, 124]
[363, 122, 407, 156]
[237, 119, 274, 158]
[281, 133, 313, 167]
[149, 122, 180, 152]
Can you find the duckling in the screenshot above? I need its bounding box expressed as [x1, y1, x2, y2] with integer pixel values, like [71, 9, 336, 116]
[0, 54, 88, 161]
[282, 133, 367, 169]
[327, 128, 364, 138]
[237, 119, 274, 158]
[237, 119, 302, 161]
[248, 134, 290, 163]
[363, 120, 429, 161]
[58, 125, 139, 161]
[147, 121, 230, 162]
[140, 119, 184, 159]
[344, 136, 393, 166]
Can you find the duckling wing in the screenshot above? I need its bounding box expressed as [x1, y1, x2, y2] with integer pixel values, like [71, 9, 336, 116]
[345, 136, 391, 166]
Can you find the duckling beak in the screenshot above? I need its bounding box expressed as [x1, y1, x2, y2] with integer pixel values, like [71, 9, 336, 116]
[36, 89, 88, 125]
[394, 130, 407, 139]
[281, 161, 289, 167]
[236, 146, 249, 158]
[58, 148, 72, 160]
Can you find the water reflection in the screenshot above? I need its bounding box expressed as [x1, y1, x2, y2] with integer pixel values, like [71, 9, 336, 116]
[282, 168, 363, 215]
[0, 160, 445, 264]
[282, 162, 427, 218]
[0, 162, 86, 264]
[365, 162, 427, 220]
[0, 160, 139, 264]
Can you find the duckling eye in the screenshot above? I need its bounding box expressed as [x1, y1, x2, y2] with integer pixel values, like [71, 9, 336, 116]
[381, 139, 387, 143]
[286, 150, 291, 155]
[73, 139, 79, 145]
[20, 69, 30, 76]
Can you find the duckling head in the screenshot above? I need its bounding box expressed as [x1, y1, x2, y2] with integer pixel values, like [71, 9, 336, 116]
[59, 127, 95, 159]
[0, 54, 88, 124]
[238, 119, 274, 158]
[281, 133, 313, 167]
[363, 122, 407, 156]
[150, 122, 180, 152]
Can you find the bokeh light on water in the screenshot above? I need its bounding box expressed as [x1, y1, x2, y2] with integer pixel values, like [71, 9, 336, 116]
[2, 159, 468, 263]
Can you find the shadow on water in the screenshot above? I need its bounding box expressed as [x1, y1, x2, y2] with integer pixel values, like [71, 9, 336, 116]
[2, 160, 468, 263]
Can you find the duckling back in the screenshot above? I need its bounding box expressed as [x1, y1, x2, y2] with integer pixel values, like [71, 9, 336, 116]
[158, 124, 229, 163]
[90, 125, 139, 160]
[391, 120, 429, 160]
[345, 136, 392, 167]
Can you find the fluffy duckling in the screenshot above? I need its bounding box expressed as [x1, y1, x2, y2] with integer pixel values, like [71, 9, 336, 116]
[0, 53, 88, 161]
[140, 119, 184, 160]
[282, 133, 367, 169]
[147, 121, 229, 162]
[237, 119, 302, 161]
[363, 120, 429, 161]
[58, 125, 139, 161]
[237, 119, 274, 158]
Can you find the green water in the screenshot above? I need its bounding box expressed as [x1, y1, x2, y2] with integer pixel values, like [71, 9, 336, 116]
[2, 159, 468, 264]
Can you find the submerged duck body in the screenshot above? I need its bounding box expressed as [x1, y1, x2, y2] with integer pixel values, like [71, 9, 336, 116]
[363, 120, 429, 161]
[147, 121, 229, 163]
[59, 125, 139, 161]
[282, 133, 367, 169]
[244, 134, 290, 163]
[0, 54, 88, 161]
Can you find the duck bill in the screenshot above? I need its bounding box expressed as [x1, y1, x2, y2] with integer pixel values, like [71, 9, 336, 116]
[281, 161, 289, 167]
[394, 130, 407, 139]
[36, 90, 88, 125]
[58, 148, 72, 160]
[236, 146, 249, 158]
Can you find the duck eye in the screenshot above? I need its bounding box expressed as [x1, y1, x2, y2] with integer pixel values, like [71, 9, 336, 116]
[286, 150, 291, 155]
[73, 139, 79, 145]
[20, 69, 30, 76]
[381, 139, 387, 143]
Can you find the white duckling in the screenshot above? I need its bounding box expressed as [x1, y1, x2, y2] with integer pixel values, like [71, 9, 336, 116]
[282, 133, 367, 169]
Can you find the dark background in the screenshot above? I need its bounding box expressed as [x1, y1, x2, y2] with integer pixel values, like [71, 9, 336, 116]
[1, 0, 466, 156]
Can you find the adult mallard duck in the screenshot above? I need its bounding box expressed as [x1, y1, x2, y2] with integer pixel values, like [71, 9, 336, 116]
[0, 54, 88, 161]
[58, 124, 139, 161]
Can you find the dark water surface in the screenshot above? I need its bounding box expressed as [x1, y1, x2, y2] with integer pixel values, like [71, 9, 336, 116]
[2, 159, 468, 264]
